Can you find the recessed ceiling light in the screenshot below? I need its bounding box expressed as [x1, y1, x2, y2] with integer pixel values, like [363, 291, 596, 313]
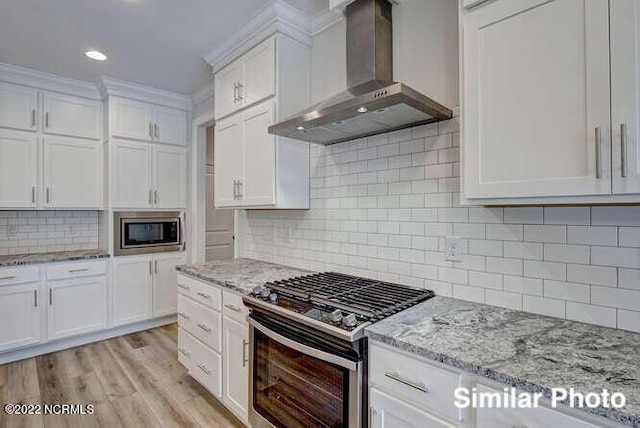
[296, 126, 305, 131]
[85, 50, 107, 61]
[357, 107, 368, 114]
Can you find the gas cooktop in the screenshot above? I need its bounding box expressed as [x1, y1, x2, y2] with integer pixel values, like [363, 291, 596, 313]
[243, 272, 434, 342]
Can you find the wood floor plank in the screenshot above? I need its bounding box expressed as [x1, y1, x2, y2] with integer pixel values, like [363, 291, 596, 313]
[68, 372, 123, 428]
[84, 342, 136, 401]
[0, 394, 45, 428]
[58, 347, 93, 380]
[122, 332, 150, 350]
[37, 353, 81, 428]
[139, 382, 200, 428]
[103, 338, 162, 392]
[5, 358, 40, 403]
[184, 396, 245, 428]
[110, 393, 162, 428]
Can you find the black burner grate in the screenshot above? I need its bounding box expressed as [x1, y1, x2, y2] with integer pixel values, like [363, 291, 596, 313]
[265, 272, 434, 320]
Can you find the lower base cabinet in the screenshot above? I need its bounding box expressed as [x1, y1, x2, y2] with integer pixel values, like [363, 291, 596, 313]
[0, 282, 43, 352]
[177, 274, 249, 425]
[370, 388, 455, 428]
[47, 276, 107, 341]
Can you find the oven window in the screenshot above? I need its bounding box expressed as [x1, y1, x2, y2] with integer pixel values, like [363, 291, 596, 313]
[254, 328, 348, 428]
[123, 221, 179, 247]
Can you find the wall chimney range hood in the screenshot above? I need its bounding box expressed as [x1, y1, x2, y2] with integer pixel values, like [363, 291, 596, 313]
[268, 0, 452, 145]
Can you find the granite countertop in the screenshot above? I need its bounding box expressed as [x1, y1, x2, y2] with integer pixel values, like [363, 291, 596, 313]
[175, 258, 312, 295]
[366, 296, 640, 427]
[0, 249, 110, 267]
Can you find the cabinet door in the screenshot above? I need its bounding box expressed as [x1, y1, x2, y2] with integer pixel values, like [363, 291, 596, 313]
[112, 256, 152, 327]
[370, 388, 455, 428]
[110, 140, 153, 209]
[153, 145, 187, 209]
[0, 82, 37, 132]
[47, 276, 107, 340]
[611, 0, 640, 194]
[43, 136, 103, 209]
[0, 283, 43, 352]
[462, 0, 611, 199]
[214, 115, 243, 207]
[152, 253, 186, 317]
[242, 37, 276, 107]
[241, 101, 276, 206]
[42, 92, 102, 140]
[214, 62, 243, 120]
[110, 97, 154, 142]
[0, 130, 38, 208]
[153, 106, 187, 145]
[222, 317, 249, 422]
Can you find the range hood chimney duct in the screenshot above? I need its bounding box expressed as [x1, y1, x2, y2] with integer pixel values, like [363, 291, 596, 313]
[268, 0, 452, 145]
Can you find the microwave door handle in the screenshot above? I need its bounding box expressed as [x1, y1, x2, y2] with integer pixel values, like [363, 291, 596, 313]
[248, 317, 358, 372]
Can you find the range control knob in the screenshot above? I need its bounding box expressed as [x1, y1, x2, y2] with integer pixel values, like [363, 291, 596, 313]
[269, 293, 278, 303]
[343, 313, 358, 328]
[260, 288, 271, 299]
[330, 309, 343, 324]
[252, 286, 263, 297]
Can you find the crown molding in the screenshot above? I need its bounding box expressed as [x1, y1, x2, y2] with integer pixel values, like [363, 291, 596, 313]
[0, 62, 101, 100]
[98, 76, 192, 111]
[192, 82, 214, 107]
[310, 8, 343, 35]
[203, 0, 312, 72]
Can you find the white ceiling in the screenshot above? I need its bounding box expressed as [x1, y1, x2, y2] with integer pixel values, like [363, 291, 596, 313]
[0, 0, 327, 96]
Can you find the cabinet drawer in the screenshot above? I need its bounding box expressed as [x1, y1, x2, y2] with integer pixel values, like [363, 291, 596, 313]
[177, 274, 222, 311]
[46, 260, 107, 280]
[178, 327, 222, 398]
[178, 295, 222, 353]
[222, 290, 248, 324]
[0, 266, 40, 286]
[370, 343, 461, 422]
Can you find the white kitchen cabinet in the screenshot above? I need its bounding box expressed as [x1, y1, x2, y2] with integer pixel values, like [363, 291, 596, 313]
[462, 0, 611, 201]
[110, 140, 153, 209]
[0, 129, 38, 208]
[370, 388, 455, 428]
[47, 275, 107, 341]
[0, 283, 43, 352]
[222, 316, 249, 422]
[153, 144, 187, 209]
[611, 0, 640, 195]
[112, 255, 153, 326]
[214, 114, 243, 208]
[42, 92, 102, 140]
[214, 38, 275, 121]
[0, 82, 37, 132]
[153, 106, 188, 146]
[110, 139, 186, 209]
[152, 252, 186, 317]
[241, 101, 276, 206]
[109, 97, 154, 142]
[108, 96, 187, 145]
[43, 136, 103, 209]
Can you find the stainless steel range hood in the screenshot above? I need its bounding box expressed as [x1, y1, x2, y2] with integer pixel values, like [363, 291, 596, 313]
[268, 0, 452, 145]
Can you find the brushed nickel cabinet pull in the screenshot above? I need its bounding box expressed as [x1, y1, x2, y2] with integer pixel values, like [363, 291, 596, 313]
[45, 112, 50, 128]
[178, 312, 189, 319]
[177, 283, 190, 290]
[197, 323, 211, 332]
[46, 188, 50, 204]
[49, 289, 53, 305]
[31, 109, 36, 127]
[197, 292, 211, 299]
[242, 340, 248, 367]
[154, 190, 159, 205]
[0, 276, 16, 281]
[31, 186, 36, 204]
[595, 126, 602, 179]
[238, 82, 244, 101]
[149, 122, 153, 138]
[154, 123, 159, 139]
[384, 371, 429, 393]
[237, 180, 243, 198]
[178, 347, 190, 356]
[224, 304, 241, 313]
[34, 289, 37, 307]
[197, 364, 211, 375]
[68, 269, 89, 273]
[621, 123, 628, 178]
[154, 260, 158, 274]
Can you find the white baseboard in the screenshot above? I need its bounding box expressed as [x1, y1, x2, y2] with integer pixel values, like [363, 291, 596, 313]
[0, 315, 177, 365]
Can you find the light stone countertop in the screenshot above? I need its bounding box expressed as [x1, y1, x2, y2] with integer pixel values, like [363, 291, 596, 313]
[366, 296, 640, 427]
[0, 249, 110, 267]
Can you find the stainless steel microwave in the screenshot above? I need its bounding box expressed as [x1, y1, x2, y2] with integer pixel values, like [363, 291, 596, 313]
[114, 212, 185, 256]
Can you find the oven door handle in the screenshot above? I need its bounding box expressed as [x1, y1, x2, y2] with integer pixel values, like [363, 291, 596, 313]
[248, 317, 359, 372]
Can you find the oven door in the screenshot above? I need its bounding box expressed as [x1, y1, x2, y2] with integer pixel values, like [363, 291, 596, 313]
[248, 313, 362, 428]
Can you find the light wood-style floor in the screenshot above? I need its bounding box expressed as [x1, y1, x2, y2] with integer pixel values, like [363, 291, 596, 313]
[0, 324, 244, 428]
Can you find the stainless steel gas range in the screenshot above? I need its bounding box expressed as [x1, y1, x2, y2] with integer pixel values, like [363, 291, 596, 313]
[243, 272, 434, 428]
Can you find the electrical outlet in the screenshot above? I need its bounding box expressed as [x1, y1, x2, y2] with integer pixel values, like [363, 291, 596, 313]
[445, 236, 463, 262]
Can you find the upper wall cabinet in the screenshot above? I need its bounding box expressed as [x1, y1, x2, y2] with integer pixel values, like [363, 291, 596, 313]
[212, 34, 310, 209]
[461, 0, 631, 205]
[108, 96, 188, 145]
[0, 82, 37, 132]
[42, 92, 102, 140]
[214, 38, 276, 121]
[0, 130, 37, 209]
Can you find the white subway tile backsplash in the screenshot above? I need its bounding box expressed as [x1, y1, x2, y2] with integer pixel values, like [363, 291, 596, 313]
[240, 122, 640, 333]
